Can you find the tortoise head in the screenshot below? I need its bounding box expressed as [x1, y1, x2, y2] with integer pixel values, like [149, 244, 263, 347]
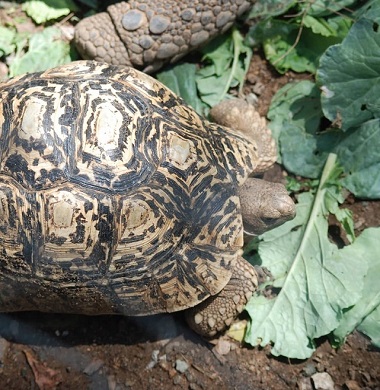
[210, 99, 296, 235]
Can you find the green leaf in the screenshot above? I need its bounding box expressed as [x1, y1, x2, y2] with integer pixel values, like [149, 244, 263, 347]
[354, 0, 380, 22]
[0, 26, 17, 56]
[268, 80, 342, 177]
[196, 29, 252, 107]
[333, 227, 380, 347]
[248, 0, 296, 18]
[156, 63, 206, 115]
[248, 19, 345, 74]
[357, 305, 380, 348]
[336, 119, 380, 199]
[9, 27, 72, 76]
[245, 154, 368, 359]
[299, 0, 357, 17]
[317, 17, 380, 130]
[303, 15, 341, 37]
[0, 24, 31, 61]
[324, 164, 355, 243]
[22, 0, 78, 24]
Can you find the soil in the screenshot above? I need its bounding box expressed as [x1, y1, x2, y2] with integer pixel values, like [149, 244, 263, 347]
[0, 8, 379, 389]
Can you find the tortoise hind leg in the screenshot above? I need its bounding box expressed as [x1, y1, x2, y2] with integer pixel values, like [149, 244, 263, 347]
[185, 255, 258, 337]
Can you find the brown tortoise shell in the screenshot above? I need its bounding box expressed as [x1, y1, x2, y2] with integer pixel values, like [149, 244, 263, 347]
[0, 61, 258, 316]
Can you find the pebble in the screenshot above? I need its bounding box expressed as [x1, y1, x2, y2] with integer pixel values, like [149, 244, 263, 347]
[0, 337, 9, 362]
[302, 362, 317, 377]
[173, 374, 182, 385]
[344, 380, 361, 390]
[213, 339, 231, 356]
[146, 349, 160, 369]
[175, 359, 189, 373]
[297, 377, 313, 390]
[83, 359, 104, 376]
[311, 372, 335, 390]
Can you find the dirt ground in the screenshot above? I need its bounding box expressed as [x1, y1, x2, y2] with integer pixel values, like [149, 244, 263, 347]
[0, 23, 379, 389]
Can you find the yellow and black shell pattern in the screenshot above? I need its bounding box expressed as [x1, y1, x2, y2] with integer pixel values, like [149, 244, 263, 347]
[0, 61, 257, 316]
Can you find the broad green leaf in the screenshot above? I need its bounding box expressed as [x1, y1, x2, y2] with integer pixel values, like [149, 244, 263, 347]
[196, 71, 235, 108]
[9, 27, 71, 76]
[357, 305, 380, 348]
[196, 29, 251, 107]
[354, 0, 380, 21]
[0, 27, 17, 56]
[317, 17, 380, 130]
[333, 228, 380, 347]
[248, 19, 344, 74]
[245, 154, 368, 359]
[268, 80, 322, 141]
[22, 0, 78, 24]
[336, 119, 380, 198]
[157, 63, 206, 115]
[268, 80, 342, 177]
[299, 0, 357, 17]
[248, 0, 296, 18]
[303, 15, 341, 37]
[200, 34, 233, 76]
[324, 165, 355, 243]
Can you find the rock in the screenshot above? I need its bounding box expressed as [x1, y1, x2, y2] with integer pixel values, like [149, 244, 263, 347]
[302, 362, 317, 377]
[146, 349, 160, 369]
[297, 377, 313, 390]
[311, 372, 335, 390]
[173, 374, 183, 385]
[344, 380, 361, 390]
[0, 337, 9, 363]
[83, 359, 104, 375]
[175, 359, 189, 373]
[213, 339, 232, 356]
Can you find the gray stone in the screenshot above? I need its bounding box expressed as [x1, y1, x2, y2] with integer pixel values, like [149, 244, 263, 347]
[303, 363, 317, 377]
[175, 359, 189, 373]
[311, 372, 335, 390]
[149, 15, 171, 34]
[0, 338, 9, 362]
[122, 10, 147, 31]
[83, 359, 104, 376]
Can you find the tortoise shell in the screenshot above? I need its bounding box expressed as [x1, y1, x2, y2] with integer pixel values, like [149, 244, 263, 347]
[0, 61, 257, 316]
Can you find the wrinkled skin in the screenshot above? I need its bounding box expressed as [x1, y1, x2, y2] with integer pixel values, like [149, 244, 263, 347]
[74, 0, 253, 72]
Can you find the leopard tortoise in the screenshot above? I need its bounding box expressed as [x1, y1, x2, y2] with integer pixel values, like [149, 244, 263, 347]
[0, 61, 295, 337]
[74, 0, 254, 73]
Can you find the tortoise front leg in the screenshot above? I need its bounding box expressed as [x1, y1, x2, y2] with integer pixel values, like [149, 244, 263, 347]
[185, 255, 257, 337]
